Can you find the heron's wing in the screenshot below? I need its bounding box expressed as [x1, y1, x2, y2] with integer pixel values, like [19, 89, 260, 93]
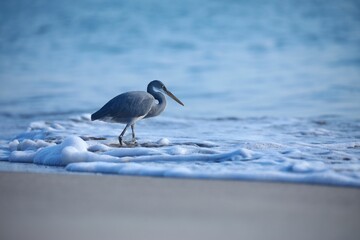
[91, 91, 154, 121]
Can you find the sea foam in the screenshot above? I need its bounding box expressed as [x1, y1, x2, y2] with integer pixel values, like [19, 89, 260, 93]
[1, 115, 360, 187]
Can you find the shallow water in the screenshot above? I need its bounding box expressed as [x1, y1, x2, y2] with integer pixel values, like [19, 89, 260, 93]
[1, 114, 359, 187]
[0, 0, 359, 186]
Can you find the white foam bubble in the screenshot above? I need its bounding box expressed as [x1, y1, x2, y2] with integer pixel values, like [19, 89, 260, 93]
[289, 161, 327, 173]
[8, 140, 19, 151]
[87, 144, 111, 152]
[157, 137, 171, 145]
[9, 150, 36, 163]
[34, 136, 88, 166]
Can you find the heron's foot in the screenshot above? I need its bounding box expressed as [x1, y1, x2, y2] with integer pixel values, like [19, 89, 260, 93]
[118, 136, 124, 146]
[131, 138, 137, 144]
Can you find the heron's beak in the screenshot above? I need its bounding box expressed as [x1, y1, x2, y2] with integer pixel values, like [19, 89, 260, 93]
[164, 88, 184, 106]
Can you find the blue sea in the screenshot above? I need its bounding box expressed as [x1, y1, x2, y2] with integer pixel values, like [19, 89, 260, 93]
[0, 0, 360, 186]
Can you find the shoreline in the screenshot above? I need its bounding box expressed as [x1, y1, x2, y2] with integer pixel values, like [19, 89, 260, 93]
[1, 171, 359, 240]
[0, 160, 359, 189]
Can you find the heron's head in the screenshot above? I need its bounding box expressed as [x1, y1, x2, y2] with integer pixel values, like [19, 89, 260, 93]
[148, 80, 184, 106]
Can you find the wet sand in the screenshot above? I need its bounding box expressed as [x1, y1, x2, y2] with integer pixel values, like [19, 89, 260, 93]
[0, 172, 359, 240]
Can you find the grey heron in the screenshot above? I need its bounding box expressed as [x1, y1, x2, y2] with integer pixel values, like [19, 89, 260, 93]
[91, 80, 184, 146]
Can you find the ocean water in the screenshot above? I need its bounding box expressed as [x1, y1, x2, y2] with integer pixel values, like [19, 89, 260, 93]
[0, 0, 360, 186]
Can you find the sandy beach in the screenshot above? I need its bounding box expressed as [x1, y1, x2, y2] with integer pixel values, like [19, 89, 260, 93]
[0, 172, 359, 240]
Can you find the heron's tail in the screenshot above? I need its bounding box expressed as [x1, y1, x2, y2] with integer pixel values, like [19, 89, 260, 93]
[91, 111, 102, 121]
[91, 99, 115, 121]
[90, 113, 97, 121]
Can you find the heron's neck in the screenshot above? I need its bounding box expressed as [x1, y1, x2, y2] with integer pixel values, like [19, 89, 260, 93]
[146, 87, 167, 118]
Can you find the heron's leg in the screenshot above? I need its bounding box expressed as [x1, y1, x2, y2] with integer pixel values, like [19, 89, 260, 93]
[118, 124, 130, 146]
[131, 124, 136, 143]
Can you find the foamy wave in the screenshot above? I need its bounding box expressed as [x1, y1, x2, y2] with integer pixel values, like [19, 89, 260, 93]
[1, 115, 360, 187]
